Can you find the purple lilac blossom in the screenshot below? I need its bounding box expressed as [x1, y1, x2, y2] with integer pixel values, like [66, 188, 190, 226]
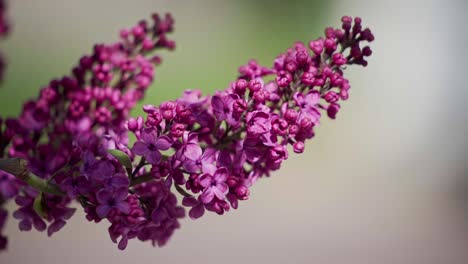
[127, 16, 374, 222]
[0, 13, 178, 250]
[0, 14, 374, 251]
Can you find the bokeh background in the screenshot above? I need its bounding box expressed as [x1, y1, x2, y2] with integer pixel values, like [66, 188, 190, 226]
[1, 0, 468, 263]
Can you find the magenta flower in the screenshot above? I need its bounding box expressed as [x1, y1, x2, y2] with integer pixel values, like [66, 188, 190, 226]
[96, 188, 130, 218]
[0, 171, 18, 198]
[246, 111, 271, 137]
[0, 13, 373, 251]
[179, 132, 202, 161]
[211, 93, 239, 126]
[293, 91, 321, 123]
[183, 147, 216, 173]
[132, 127, 172, 164]
[182, 196, 205, 219]
[199, 168, 229, 204]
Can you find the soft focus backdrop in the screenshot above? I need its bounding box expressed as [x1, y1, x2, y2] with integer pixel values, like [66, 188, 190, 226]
[1, 0, 468, 263]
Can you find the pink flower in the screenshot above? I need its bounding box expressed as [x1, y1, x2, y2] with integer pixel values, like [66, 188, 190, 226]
[199, 168, 229, 204]
[132, 127, 172, 164]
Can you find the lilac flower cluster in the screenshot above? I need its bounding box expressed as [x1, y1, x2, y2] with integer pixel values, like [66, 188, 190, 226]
[127, 16, 375, 220]
[0, 0, 9, 82]
[0, 14, 374, 251]
[0, 13, 177, 250]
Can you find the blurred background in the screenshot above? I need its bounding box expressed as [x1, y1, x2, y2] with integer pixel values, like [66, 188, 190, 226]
[1, 0, 468, 263]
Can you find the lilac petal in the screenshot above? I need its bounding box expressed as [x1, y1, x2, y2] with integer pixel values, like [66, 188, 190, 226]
[0, 182, 18, 198]
[151, 208, 167, 225]
[109, 175, 130, 188]
[118, 236, 128, 250]
[96, 189, 112, 204]
[96, 205, 111, 218]
[14, 196, 30, 207]
[114, 188, 128, 202]
[213, 183, 228, 200]
[202, 163, 216, 175]
[132, 141, 149, 156]
[91, 161, 115, 180]
[226, 116, 240, 127]
[146, 150, 162, 165]
[183, 160, 199, 173]
[305, 91, 320, 104]
[141, 127, 157, 143]
[201, 148, 217, 162]
[155, 136, 172, 150]
[211, 96, 226, 120]
[182, 197, 198, 207]
[182, 131, 190, 142]
[164, 176, 173, 189]
[200, 188, 215, 204]
[33, 217, 46, 231]
[47, 220, 66, 237]
[115, 202, 130, 215]
[12, 210, 25, 219]
[172, 170, 186, 185]
[293, 92, 305, 106]
[19, 219, 32, 231]
[77, 117, 92, 132]
[184, 144, 202, 160]
[214, 168, 229, 182]
[198, 174, 213, 188]
[227, 193, 239, 209]
[217, 150, 232, 168]
[211, 95, 223, 112]
[189, 204, 205, 219]
[244, 148, 261, 163]
[187, 132, 198, 143]
[62, 208, 77, 220]
[77, 177, 92, 194]
[175, 207, 186, 218]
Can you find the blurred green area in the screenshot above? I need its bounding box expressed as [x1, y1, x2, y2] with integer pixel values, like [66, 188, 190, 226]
[0, 0, 328, 118]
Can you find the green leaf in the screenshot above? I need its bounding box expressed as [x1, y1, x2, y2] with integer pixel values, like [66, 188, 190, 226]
[0, 158, 28, 180]
[107, 149, 133, 175]
[33, 193, 48, 219]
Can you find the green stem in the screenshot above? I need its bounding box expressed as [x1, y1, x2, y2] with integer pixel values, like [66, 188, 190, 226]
[0, 158, 65, 196]
[130, 173, 154, 187]
[24, 174, 65, 196]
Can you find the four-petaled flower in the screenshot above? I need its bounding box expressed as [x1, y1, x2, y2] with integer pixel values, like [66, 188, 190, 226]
[199, 167, 229, 204]
[96, 187, 131, 218]
[132, 127, 172, 164]
[293, 91, 321, 123]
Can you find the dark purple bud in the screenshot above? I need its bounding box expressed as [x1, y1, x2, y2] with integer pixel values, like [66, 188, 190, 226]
[327, 103, 341, 119]
[309, 39, 324, 55]
[324, 91, 339, 103]
[235, 185, 249, 200]
[289, 124, 299, 135]
[170, 123, 186, 138]
[300, 117, 313, 129]
[235, 79, 248, 93]
[276, 71, 292, 88]
[249, 79, 263, 92]
[332, 53, 347, 66]
[284, 109, 298, 123]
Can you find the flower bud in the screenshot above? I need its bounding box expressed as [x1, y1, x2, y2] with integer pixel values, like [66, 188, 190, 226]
[293, 141, 305, 153]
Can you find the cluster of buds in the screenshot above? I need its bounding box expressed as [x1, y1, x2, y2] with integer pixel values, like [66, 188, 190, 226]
[0, 13, 373, 251]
